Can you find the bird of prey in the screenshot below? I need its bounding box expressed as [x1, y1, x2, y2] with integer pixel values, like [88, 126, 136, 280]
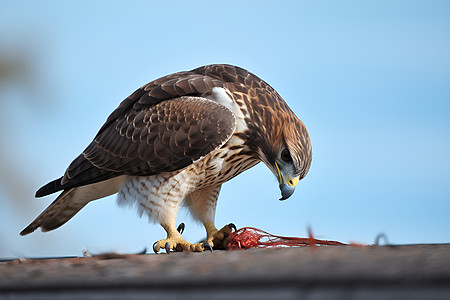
[20, 64, 312, 252]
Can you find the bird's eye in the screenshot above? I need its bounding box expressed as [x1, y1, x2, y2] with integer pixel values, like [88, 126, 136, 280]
[281, 149, 291, 162]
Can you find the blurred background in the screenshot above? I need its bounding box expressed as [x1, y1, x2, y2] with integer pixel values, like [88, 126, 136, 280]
[1, 1, 449, 259]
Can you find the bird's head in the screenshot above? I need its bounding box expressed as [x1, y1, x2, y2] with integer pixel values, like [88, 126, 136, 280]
[257, 113, 312, 201]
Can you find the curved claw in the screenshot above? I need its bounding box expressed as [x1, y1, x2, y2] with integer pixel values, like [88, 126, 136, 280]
[177, 223, 185, 235]
[152, 242, 160, 254]
[227, 223, 237, 232]
[165, 242, 171, 254]
[202, 243, 213, 252]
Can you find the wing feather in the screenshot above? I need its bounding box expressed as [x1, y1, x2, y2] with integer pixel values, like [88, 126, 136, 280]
[35, 64, 259, 197]
[38, 97, 235, 196]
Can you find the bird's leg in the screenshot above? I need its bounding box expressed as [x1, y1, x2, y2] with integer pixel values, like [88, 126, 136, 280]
[204, 221, 236, 249]
[153, 223, 210, 253]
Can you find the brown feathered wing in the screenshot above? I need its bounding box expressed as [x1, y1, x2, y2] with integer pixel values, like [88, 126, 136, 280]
[35, 69, 235, 197]
[36, 96, 236, 197]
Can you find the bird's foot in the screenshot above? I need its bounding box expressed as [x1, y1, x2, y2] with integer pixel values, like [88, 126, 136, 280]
[153, 224, 212, 253]
[206, 223, 237, 250]
[153, 237, 207, 253]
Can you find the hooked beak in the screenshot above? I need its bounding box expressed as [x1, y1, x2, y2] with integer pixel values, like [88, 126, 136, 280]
[279, 183, 296, 201]
[275, 162, 299, 201]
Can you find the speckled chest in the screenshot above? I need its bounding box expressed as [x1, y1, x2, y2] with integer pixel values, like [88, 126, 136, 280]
[193, 136, 260, 189]
[192, 88, 260, 189]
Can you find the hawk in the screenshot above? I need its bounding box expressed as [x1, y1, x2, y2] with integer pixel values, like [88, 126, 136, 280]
[20, 64, 312, 252]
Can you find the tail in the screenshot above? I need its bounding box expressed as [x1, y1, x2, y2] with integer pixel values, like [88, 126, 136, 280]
[20, 189, 85, 235]
[21, 176, 126, 235]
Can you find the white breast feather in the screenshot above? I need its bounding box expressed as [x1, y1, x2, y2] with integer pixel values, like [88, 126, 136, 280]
[210, 87, 247, 133]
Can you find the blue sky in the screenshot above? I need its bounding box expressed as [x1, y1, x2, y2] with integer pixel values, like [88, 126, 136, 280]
[0, 1, 449, 258]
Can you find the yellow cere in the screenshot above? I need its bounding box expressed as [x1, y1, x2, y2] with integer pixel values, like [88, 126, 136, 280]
[275, 162, 299, 186]
[288, 176, 299, 187]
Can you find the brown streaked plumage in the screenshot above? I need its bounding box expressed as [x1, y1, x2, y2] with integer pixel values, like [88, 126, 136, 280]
[21, 64, 312, 252]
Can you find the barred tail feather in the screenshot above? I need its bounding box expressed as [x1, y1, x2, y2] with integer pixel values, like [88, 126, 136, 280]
[20, 176, 126, 235]
[20, 189, 80, 235]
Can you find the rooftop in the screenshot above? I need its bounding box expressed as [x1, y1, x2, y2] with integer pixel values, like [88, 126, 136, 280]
[1, 244, 449, 299]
